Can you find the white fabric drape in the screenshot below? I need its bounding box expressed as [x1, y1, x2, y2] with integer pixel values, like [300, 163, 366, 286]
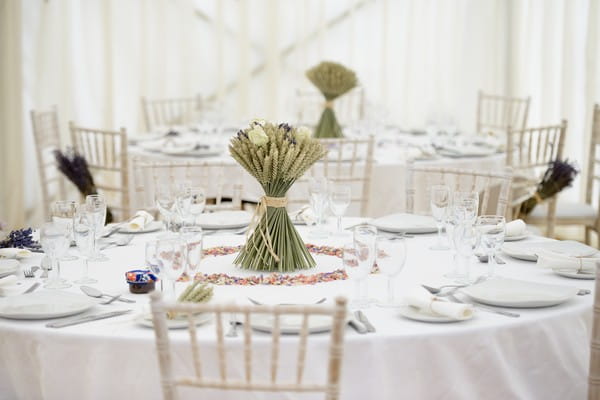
[1, 0, 600, 227]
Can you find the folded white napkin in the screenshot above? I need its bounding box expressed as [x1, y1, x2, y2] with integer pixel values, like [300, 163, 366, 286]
[289, 207, 316, 225]
[536, 249, 600, 274]
[128, 211, 154, 232]
[505, 219, 526, 237]
[0, 248, 32, 259]
[404, 287, 474, 319]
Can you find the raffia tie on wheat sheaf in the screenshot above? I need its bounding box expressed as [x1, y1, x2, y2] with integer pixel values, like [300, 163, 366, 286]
[324, 100, 334, 109]
[246, 195, 288, 263]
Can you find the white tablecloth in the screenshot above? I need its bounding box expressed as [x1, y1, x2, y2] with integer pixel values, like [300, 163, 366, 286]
[129, 132, 505, 217]
[0, 219, 592, 400]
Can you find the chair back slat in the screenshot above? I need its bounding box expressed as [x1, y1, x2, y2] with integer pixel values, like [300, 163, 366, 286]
[477, 91, 530, 135]
[406, 164, 513, 217]
[31, 106, 67, 219]
[69, 122, 130, 221]
[288, 136, 374, 217]
[150, 293, 347, 400]
[187, 313, 203, 380]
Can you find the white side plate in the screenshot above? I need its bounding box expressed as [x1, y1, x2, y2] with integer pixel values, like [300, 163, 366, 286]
[136, 312, 212, 329]
[0, 291, 96, 320]
[371, 213, 438, 234]
[398, 305, 473, 323]
[250, 314, 336, 334]
[119, 221, 163, 234]
[196, 211, 252, 230]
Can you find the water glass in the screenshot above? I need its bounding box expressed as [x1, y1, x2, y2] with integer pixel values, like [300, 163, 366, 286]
[72, 211, 98, 284]
[176, 187, 206, 227]
[453, 191, 479, 223]
[50, 200, 78, 261]
[348, 225, 378, 309]
[85, 194, 108, 261]
[40, 222, 71, 289]
[145, 241, 163, 292]
[453, 223, 480, 283]
[154, 238, 185, 299]
[155, 187, 176, 232]
[430, 185, 450, 250]
[476, 215, 506, 278]
[308, 177, 329, 238]
[329, 184, 351, 234]
[376, 237, 407, 307]
[180, 226, 203, 280]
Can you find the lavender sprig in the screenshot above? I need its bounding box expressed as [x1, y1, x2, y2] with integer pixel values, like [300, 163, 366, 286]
[0, 228, 38, 249]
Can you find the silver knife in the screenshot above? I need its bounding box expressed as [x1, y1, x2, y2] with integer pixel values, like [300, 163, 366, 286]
[46, 310, 132, 328]
[355, 310, 376, 333]
[23, 282, 40, 294]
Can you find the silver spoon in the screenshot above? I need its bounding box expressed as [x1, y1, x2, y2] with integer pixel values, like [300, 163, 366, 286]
[80, 285, 136, 303]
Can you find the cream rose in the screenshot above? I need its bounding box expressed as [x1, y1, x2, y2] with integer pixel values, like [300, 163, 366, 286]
[248, 126, 269, 146]
[295, 126, 312, 140]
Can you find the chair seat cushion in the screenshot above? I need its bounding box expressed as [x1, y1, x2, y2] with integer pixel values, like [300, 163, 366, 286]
[527, 200, 597, 221]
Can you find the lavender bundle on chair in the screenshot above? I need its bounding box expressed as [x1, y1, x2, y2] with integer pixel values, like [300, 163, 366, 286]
[54, 148, 113, 223]
[518, 159, 579, 217]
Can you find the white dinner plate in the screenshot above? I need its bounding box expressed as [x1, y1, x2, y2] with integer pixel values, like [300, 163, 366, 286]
[135, 312, 213, 329]
[460, 278, 578, 308]
[502, 240, 599, 262]
[118, 221, 163, 234]
[552, 269, 596, 280]
[0, 291, 96, 320]
[196, 211, 253, 230]
[0, 259, 19, 278]
[371, 213, 438, 234]
[398, 305, 473, 323]
[436, 145, 497, 158]
[504, 231, 530, 242]
[250, 314, 336, 334]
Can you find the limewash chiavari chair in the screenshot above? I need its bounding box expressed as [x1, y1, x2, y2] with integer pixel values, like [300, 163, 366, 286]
[527, 108, 600, 244]
[406, 165, 513, 217]
[287, 136, 374, 217]
[141, 96, 202, 132]
[150, 292, 347, 400]
[69, 122, 130, 221]
[589, 262, 600, 399]
[131, 157, 243, 214]
[31, 106, 67, 220]
[296, 87, 365, 127]
[507, 121, 567, 237]
[476, 91, 530, 136]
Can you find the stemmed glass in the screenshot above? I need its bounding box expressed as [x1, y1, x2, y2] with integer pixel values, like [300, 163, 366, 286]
[176, 187, 206, 227]
[180, 226, 203, 281]
[154, 238, 185, 299]
[453, 191, 479, 224]
[85, 194, 108, 262]
[430, 185, 450, 250]
[452, 223, 480, 283]
[345, 225, 377, 309]
[476, 215, 506, 278]
[155, 186, 176, 232]
[145, 241, 163, 292]
[308, 177, 329, 238]
[40, 222, 71, 289]
[50, 200, 78, 261]
[376, 237, 407, 307]
[329, 184, 351, 234]
[72, 211, 98, 284]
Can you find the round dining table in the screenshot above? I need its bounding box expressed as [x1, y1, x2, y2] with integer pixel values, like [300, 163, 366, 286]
[0, 218, 592, 400]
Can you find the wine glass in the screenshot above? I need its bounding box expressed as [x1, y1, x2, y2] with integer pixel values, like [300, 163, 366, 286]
[72, 211, 98, 284]
[453, 191, 479, 224]
[430, 185, 450, 250]
[176, 187, 206, 227]
[154, 238, 185, 299]
[50, 200, 78, 261]
[453, 223, 480, 283]
[155, 186, 176, 232]
[476, 215, 506, 278]
[40, 222, 71, 289]
[145, 241, 163, 292]
[308, 177, 329, 238]
[180, 226, 203, 280]
[348, 225, 377, 309]
[85, 194, 108, 261]
[329, 184, 351, 234]
[376, 237, 407, 307]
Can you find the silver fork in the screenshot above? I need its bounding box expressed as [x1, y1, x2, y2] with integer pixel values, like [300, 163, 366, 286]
[23, 268, 35, 278]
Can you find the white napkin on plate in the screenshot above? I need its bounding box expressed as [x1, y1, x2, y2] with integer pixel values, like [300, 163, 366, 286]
[128, 211, 154, 232]
[404, 287, 474, 319]
[536, 249, 600, 274]
[505, 219, 526, 237]
[0, 248, 32, 259]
